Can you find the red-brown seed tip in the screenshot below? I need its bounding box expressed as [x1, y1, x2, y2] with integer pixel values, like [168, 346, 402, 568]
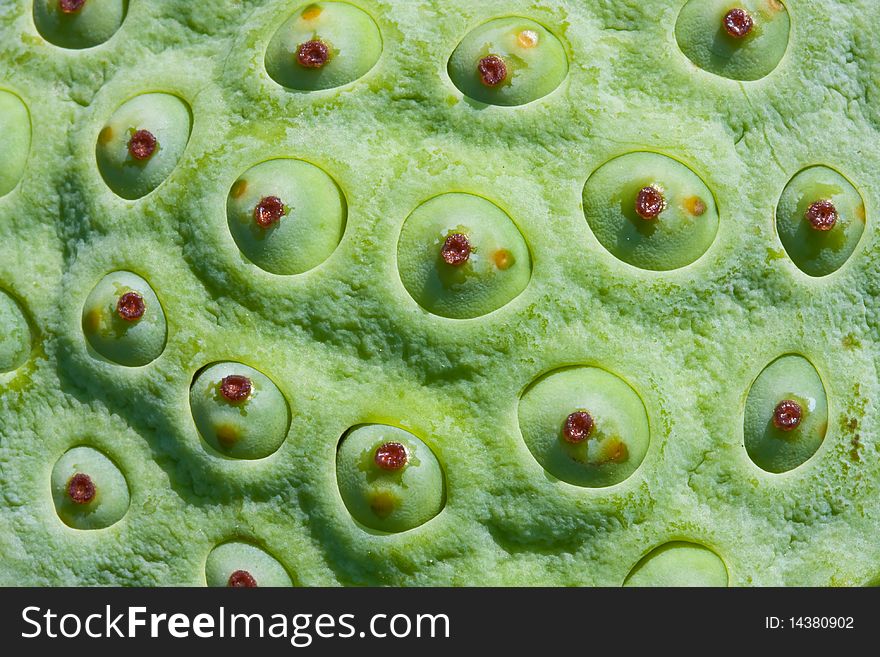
[635, 185, 666, 220]
[374, 442, 408, 471]
[253, 196, 286, 228]
[773, 399, 802, 431]
[723, 8, 754, 39]
[220, 375, 252, 403]
[116, 291, 145, 322]
[227, 570, 258, 587]
[67, 473, 96, 504]
[128, 129, 157, 161]
[297, 40, 331, 68]
[478, 55, 507, 87]
[440, 233, 471, 266]
[805, 199, 838, 231]
[563, 411, 595, 444]
[59, 0, 86, 14]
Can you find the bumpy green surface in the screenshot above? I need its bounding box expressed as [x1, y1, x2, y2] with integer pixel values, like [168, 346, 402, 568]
[0, 0, 879, 586]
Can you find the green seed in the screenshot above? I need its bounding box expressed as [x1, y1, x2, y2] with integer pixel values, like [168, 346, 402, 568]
[51, 446, 130, 530]
[96, 93, 192, 200]
[776, 166, 866, 277]
[447, 17, 568, 106]
[265, 2, 383, 91]
[582, 152, 718, 271]
[189, 362, 290, 460]
[624, 542, 728, 587]
[397, 193, 531, 319]
[518, 367, 650, 488]
[226, 159, 346, 275]
[33, 0, 127, 50]
[744, 354, 828, 474]
[336, 424, 445, 533]
[0, 289, 31, 373]
[0, 90, 31, 198]
[675, 0, 790, 81]
[205, 541, 292, 587]
[81, 271, 167, 367]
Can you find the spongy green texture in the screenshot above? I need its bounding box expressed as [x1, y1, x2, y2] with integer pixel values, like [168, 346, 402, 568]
[0, 0, 879, 587]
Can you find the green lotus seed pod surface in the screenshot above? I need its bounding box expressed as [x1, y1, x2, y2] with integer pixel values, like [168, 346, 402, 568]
[675, 0, 791, 81]
[96, 93, 192, 200]
[81, 271, 167, 367]
[447, 17, 568, 106]
[0, 90, 30, 198]
[624, 542, 728, 587]
[226, 159, 346, 275]
[190, 362, 290, 460]
[336, 424, 445, 533]
[265, 2, 382, 91]
[205, 541, 293, 587]
[583, 152, 719, 271]
[744, 355, 828, 474]
[33, 0, 127, 50]
[51, 446, 130, 530]
[776, 166, 866, 277]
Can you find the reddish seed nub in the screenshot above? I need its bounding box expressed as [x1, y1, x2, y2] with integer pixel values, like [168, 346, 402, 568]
[563, 411, 595, 444]
[805, 200, 838, 231]
[374, 442, 408, 471]
[297, 40, 331, 68]
[478, 55, 508, 87]
[723, 8, 754, 38]
[773, 399, 802, 431]
[59, 0, 86, 13]
[128, 129, 157, 161]
[67, 473, 96, 504]
[253, 196, 286, 228]
[440, 233, 471, 266]
[635, 185, 666, 220]
[220, 375, 252, 403]
[227, 570, 258, 587]
[116, 291, 145, 322]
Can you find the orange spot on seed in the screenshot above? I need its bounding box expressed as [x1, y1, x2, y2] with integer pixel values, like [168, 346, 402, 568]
[599, 439, 629, 464]
[301, 5, 322, 20]
[98, 126, 114, 145]
[856, 204, 866, 222]
[493, 249, 514, 270]
[369, 491, 397, 519]
[231, 179, 248, 199]
[684, 196, 707, 216]
[84, 309, 102, 333]
[216, 425, 239, 447]
[517, 30, 539, 48]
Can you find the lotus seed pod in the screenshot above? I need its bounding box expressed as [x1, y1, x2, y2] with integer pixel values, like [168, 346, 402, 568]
[226, 159, 346, 275]
[744, 355, 828, 474]
[265, 2, 383, 91]
[336, 424, 445, 533]
[518, 367, 650, 488]
[776, 166, 866, 277]
[0, 90, 31, 198]
[205, 541, 293, 587]
[624, 543, 728, 587]
[582, 152, 719, 271]
[447, 17, 568, 106]
[397, 193, 531, 319]
[33, 0, 127, 50]
[51, 446, 130, 530]
[675, 0, 790, 81]
[190, 362, 290, 459]
[96, 93, 192, 199]
[0, 290, 31, 373]
[81, 271, 167, 367]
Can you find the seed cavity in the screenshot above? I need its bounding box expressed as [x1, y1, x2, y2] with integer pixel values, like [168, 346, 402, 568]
[220, 375, 252, 403]
[127, 129, 157, 161]
[116, 291, 145, 322]
[723, 8, 754, 38]
[440, 232, 471, 266]
[805, 199, 838, 231]
[478, 55, 507, 87]
[297, 40, 331, 68]
[59, 0, 86, 13]
[253, 195, 287, 228]
[67, 473, 96, 504]
[773, 399, 802, 431]
[562, 411, 594, 444]
[227, 570, 258, 588]
[635, 185, 666, 220]
[374, 442, 408, 471]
